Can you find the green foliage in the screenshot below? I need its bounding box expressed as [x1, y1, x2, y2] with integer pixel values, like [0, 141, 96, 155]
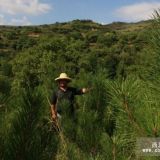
[97, 31, 118, 47]
[3, 87, 58, 160]
[1, 15, 160, 160]
[14, 36, 36, 51]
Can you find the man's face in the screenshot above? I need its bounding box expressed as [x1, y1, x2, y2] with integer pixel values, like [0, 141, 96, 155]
[58, 79, 69, 88]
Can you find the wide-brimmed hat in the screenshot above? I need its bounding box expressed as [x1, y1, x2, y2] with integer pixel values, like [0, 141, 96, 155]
[55, 73, 72, 82]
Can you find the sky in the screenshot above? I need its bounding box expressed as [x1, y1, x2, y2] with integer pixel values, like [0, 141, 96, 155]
[0, 0, 160, 26]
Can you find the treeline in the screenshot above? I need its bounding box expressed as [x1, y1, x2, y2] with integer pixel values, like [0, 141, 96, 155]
[0, 13, 160, 159]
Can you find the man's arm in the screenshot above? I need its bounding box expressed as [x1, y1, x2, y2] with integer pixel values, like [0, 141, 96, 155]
[73, 87, 92, 95]
[50, 91, 58, 120]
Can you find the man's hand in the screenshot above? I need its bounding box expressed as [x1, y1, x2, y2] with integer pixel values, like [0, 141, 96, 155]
[51, 104, 57, 120]
[82, 87, 92, 94]
[52, 113, 57, 120]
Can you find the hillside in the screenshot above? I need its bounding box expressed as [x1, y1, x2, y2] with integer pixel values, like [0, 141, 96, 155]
[0, 20, 152, 78]
[1, 18, 160, 160]
[0, 20, 152, 57]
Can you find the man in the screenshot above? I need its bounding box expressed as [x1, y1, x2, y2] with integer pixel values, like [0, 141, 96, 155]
[51, 73, 90, 120]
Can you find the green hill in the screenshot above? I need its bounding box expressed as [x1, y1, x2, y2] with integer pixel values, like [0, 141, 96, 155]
[0, 20, 152, 57]
[0, 19, 152, 80]
[1, 18, 160, 160]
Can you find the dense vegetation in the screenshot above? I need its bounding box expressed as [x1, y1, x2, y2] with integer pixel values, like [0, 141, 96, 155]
[0, 11, 160, 160]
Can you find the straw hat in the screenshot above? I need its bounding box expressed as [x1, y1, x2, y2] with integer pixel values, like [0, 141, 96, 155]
[55, 73, 72, 82]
